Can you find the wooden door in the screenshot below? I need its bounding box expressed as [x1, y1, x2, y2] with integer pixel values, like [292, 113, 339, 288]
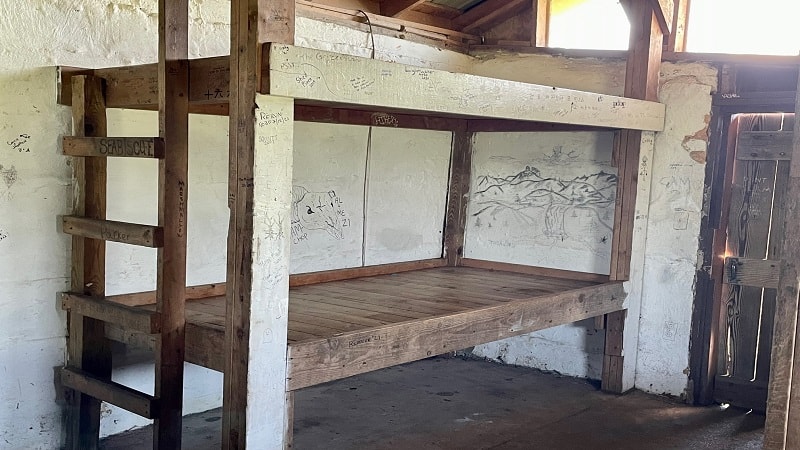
[715, 113, 793, 411]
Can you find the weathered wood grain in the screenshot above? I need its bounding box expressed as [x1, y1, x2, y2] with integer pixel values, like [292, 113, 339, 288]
[443, 127, 472, 266]
[267, 44, 665, 132]
[62, 136, 165, 159]
[62, 216, 163, 247]
[724, 257, 780, 289]
[62, 293, 161, 334]
[65, 75, 110, 450]
[737, 131, 793, 161]
[62, 367, 157, 419]
[287, 281, 625, 390]
[153, 0, 189, 447]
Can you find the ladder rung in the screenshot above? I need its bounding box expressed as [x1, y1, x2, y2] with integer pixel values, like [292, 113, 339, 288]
[61, 367, 158, 419]
[63, 136, 165, 159]
[61, 293, 161, 334]
[62, 216, 164, 247]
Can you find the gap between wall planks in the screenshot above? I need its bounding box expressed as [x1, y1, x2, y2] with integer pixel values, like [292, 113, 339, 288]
[764, 80, 800, 449]
[65, 75, 110, 450]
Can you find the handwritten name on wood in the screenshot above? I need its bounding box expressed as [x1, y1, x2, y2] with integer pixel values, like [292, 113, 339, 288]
[63, 137, 165, 159]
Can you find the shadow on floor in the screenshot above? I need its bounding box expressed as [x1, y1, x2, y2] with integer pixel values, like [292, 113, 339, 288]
[101, 356, 764, 449]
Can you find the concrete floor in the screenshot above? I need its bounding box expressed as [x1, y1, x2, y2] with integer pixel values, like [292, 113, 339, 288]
[102, 356, 764, 449]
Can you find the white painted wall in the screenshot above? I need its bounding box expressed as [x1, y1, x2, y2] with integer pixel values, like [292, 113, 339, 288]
[465, 131, 617, 275]
[469, 51, 717, 397]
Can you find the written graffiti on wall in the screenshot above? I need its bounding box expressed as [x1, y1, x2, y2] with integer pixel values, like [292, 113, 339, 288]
[290, 185, 350, 244]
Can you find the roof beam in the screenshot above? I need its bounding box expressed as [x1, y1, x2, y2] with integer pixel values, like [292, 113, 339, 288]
[650, 0, 674, 35]
[381, 0, 427, 17]
[453, 0, 529, 33]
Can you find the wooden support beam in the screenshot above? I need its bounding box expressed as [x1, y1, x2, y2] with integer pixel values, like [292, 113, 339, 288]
[531, 0, 550, 47]
[268, 44, 665, 132]
[764, 79, 800, 450]
[381, 0, 427, 17]
[63, 136, 165, 159]
[610, 0, 663, 281]
[61, 367, 157, 419]
[602, 310, 627, 393]
[224, 0, 295, 448]
[453, 0, 529, 34]
[649, 0, 674, 35]
[62, 293, 161, 334]
[666, 0, 690, 52]
[154, 0, 189, 447]
[65, 75, 111, 450]
[443, 126, 473, 266]
[62, 216, 164, 247]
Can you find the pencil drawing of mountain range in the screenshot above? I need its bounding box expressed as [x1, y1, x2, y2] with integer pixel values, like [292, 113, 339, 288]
[471, 165, 617, 240]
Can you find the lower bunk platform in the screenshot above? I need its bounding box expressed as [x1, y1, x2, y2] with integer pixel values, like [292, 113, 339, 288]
[109, 265, 626, 391]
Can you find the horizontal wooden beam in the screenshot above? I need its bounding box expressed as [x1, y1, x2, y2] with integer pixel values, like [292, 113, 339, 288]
[63, 137, 165, 159]
[724, 257, 780, 289]
[290, 259, 447, 287]
[737, 131, 793, 160]
[62, 216, 164, 247]
[105, 322, 225, 372]
[295, 105, 462, 130]
[460, 258, 610, 283]
[61, 367, 158, 419]
[268, 44, 665, 131]
[107, 283, 226, 307]
[62, 293, 161, 334]
[287, 281, 625, 390]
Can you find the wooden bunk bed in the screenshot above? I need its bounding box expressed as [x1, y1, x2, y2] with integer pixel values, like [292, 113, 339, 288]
[57, 2, 666, 449]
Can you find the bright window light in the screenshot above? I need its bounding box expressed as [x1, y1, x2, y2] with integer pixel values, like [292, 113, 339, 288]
[548, 0, 630, 50]
[687, 0, 800, 55]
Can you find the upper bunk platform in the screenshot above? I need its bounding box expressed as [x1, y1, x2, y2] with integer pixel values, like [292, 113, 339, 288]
[58, 44, 665, 132]
[110, 265, 625, 391]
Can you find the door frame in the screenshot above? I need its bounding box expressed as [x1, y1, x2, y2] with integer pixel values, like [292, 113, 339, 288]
[689, 91, 796, 405]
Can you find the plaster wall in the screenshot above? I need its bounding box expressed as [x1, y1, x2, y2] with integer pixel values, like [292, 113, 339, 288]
[469, 51, 716, 395]
[0, 1, 471, 446]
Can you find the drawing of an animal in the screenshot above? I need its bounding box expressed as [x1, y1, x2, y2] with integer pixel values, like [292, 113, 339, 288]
[291, 186, 344, 240]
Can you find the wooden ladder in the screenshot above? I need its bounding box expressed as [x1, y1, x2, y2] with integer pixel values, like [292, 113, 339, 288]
[61, 3, 189, 449]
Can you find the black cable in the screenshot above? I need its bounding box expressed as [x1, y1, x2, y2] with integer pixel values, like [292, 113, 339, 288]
[356, 9, 376, 59]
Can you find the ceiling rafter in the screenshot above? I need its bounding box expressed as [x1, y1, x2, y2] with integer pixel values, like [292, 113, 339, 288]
[452, 0, 529, 33]
[381, 0, 428, 17]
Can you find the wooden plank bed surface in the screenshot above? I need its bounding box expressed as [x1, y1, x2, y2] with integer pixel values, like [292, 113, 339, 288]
[130, 266, 625, 390]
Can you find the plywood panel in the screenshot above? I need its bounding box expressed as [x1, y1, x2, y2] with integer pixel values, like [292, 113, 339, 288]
[291, 122, 368, 273]
[267, 44, 665, 132]
[464, 131, 616, 274]
[364, 127, 451, 265]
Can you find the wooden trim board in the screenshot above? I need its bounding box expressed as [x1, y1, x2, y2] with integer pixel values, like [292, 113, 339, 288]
[267, 44, 665, 131]
[460, 258, 610, 283]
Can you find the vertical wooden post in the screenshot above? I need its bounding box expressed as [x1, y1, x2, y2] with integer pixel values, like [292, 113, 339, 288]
[764, 81, 800, 450]
[443, 124, 472, 266]
[154, 0, 189, 447]
[224, 0, 295, 448]
[65, 75, 110, 450]
[531, 0, 550, 48]
[666, 0, 690, 53]
[610, 0, 663, 281]
[603, 0, 663, 393]
[602, 310, 626, 393]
